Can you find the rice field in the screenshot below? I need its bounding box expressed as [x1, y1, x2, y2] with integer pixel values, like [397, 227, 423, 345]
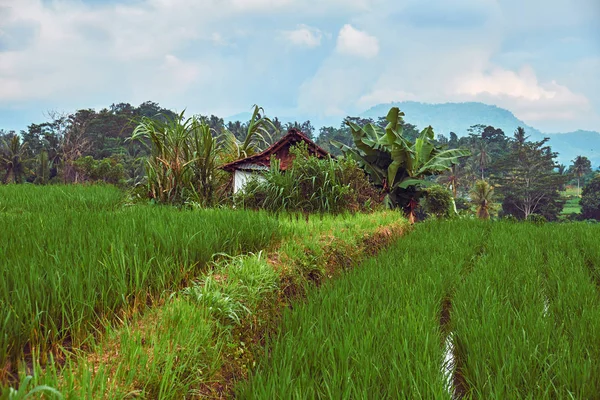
[0, 185, 280, 371]
[241, 220, 600, 398]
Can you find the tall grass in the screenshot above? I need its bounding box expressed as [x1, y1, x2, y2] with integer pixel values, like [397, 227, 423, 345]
[446, 222, 600, 397]
[241, 220, 600, 398]
[0, 185, 280, 369]
[239, 220, 487, 398]
[17, 211, 406, 398]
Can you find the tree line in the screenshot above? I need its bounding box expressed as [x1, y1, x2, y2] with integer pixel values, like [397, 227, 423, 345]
[1, 101, 599, 220]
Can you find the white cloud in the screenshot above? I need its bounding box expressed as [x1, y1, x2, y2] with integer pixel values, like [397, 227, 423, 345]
[357, 89, 417, 109]
[281, 24, 322, 48]
[335, 24, 379, 58]
[0, 0, 598, 134]
[454, 65, 591, 125]
[228, 0, 293, 11]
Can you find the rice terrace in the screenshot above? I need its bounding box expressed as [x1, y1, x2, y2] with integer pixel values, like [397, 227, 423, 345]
[1, 2, 600, 397]
[1, 99, 600, 400]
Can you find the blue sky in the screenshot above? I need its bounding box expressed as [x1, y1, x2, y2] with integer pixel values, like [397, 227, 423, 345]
[0, 0, 599, 133]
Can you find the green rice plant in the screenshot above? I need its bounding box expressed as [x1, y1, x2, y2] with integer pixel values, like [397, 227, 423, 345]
[33, 299, 221, 399]
[452, 224, 554, 398]
[182, 252, 278, 325]
[537, 226, 600, 397]
[0, 375, 62, 400]
[0, 185, 280, 371]
[449, 222, 600, 398]
[239, 219, 487, 399]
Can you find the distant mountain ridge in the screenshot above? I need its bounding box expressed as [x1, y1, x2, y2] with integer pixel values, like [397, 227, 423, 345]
[224, 101, 600, 168]
[361, 101, 600, 167]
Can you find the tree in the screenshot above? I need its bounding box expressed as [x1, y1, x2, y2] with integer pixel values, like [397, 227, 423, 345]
[333, 107, 470, 223]
[470, 180, 494, 219]
[34, 150, 52, 184]
[496, 128, 566, 220]
[437, 163, 470, 198]
[580, 174, 600, 220]
[59, 111, 93, 183]
[473, 141, 491, 180]
[570, 155, 592, 196]
[222, 105, 277, 162]
[0, 135, 31, 183]
[422, 185, 454, 218]
[284, 120, 315, 141]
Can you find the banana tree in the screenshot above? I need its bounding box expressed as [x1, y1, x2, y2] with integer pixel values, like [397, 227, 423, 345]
[333, 107, 470, 223]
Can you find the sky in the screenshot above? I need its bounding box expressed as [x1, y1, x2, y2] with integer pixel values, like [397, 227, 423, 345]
[0, 0, 599, 133]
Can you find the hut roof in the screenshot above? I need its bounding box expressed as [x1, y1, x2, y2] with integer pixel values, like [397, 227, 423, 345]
[220, 128, 329, 172]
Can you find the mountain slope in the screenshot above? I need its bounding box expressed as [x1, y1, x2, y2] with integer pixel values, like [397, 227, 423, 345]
[361, 101, 600, 167]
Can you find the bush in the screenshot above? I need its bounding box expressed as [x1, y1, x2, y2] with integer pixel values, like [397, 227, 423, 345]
[235, 143, 379, 214]
[73, 156, 125, 184]
[581, 174, 600, 220]
[454, 197, 470, 212]
[526, 214, 547, 224]
[502, 214, 519, 223]
[422, 185, 454, 218]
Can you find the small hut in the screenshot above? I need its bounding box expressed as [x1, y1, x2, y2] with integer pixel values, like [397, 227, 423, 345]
[221, 128, 329, 193]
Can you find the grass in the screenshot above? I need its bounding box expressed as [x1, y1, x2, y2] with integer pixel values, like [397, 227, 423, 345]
[1, 185, 408, 398]
[239, 220, 487, 398]
[241, 220, 600, 399]
[560, 185, 581, 215]
[0, 185, 280, 373]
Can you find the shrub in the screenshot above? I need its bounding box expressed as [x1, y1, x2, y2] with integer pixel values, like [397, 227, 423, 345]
[73, 156, 125, 184]
[526, 214, 547, 224]
[502, 214, 519, 223]
[422, 185, 454, 218]
[236, 143, 379, 214]
[454, 197, 470, 212]
[581, 174, 600, 221]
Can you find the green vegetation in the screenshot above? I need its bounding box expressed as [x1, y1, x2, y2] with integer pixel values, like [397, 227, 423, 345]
[0, 185, 279, 371]
[1, 185, 407, 398]
[581, 174, 600, 220]
[3, 102, 600, 398]
[422, 185, 455, 218]
[333, 107, 469, 222]
[236, 143, 378, 214]
[242, 220, 600, 398]
[470, 180, 494, 219]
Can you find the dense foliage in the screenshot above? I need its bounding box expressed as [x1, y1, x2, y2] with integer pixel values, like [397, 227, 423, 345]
[581, 174, 600, 220]
[235, 143, 378, 214]
[495, 130, 566, 220]
[334, 107, 469, 222]
[2, 100, 595, 220]
[421, 185, 455, 218]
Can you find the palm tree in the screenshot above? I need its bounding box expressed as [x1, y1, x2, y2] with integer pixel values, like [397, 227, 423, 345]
[473, 140, 491, 180]
[470, 180, 494, 219]
[570, 155, 592, 197]
[0, 135, 31, 183]
[438, 163, 469, 198]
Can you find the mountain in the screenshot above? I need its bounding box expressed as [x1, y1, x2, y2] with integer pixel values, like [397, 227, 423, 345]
[361, 101, 600, 167]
